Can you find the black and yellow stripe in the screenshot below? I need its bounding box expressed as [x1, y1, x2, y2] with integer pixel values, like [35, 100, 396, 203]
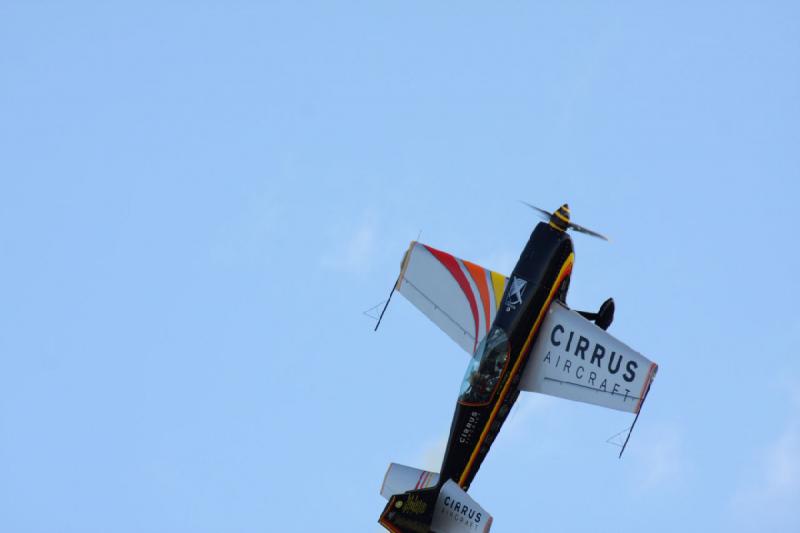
[549, 203, 571, 231]
[457, 252, 575, 488]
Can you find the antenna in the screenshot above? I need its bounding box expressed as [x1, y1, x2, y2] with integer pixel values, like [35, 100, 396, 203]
[612, 378, 654, 458]
[372, 281, 397, 331]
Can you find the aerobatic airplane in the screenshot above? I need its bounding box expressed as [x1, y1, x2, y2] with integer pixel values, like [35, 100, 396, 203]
[375, 204, 658, 533]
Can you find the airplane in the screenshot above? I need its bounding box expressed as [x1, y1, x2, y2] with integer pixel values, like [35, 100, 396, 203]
[375, 203, 659, 533]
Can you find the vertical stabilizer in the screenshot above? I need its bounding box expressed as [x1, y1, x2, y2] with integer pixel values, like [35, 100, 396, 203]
[379, 468, 493, 533]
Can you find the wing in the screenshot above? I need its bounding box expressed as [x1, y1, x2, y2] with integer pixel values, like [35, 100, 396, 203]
[520, 301, 658, 413]
[396, 241, 508, 354]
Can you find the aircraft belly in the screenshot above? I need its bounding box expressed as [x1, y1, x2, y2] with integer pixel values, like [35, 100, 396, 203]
[441, 348, 527, 489]
[439, 225, 575, 490]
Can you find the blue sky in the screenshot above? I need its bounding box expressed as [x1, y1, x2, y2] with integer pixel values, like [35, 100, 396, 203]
[1, 2, 799, 532]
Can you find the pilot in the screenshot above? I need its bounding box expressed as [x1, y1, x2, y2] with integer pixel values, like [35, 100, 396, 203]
[466, 371, 490, 402]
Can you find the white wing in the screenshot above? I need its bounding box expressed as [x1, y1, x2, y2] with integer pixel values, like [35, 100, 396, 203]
[520, 301, 657, 413]
[396, 241, 508, 354]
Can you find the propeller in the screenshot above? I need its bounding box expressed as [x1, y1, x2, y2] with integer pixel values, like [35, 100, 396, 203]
[520, 201, 610, 241]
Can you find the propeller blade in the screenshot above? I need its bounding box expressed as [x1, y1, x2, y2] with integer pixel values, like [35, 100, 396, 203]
[520, 200, 610, 241]
[519, 201, 552, 221]
[568, 221, 610, 241]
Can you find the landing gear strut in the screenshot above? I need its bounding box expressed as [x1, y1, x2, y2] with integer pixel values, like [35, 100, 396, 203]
[578, 297, 615, 330]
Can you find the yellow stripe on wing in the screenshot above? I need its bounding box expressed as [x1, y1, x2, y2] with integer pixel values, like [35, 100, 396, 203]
[489, 271, 506, 311]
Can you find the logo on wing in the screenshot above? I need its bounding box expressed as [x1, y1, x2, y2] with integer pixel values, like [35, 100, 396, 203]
[439, 495, 483, 528]
[505, 276, 527, 311]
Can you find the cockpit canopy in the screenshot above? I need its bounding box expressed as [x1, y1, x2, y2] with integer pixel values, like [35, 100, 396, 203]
[459, 327, 510, 405]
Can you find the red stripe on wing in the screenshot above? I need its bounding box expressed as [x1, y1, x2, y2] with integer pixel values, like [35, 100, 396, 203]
[424, 245, 480, 353]
[464, 260, 492, 340]
[635, 363, 658, 413]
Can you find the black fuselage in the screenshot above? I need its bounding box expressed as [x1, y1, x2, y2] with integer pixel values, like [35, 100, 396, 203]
[439, 222, 575, 489]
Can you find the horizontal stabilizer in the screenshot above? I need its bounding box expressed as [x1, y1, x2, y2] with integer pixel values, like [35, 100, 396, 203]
[520, 301, 657, 413]
[432, 480, 493, 533]
[381, 463, 440, 500]
[379, 477, 493, 533]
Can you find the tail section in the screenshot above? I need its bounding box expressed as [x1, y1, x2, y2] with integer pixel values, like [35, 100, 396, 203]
[379, 463, 493, 533]
[380, 486, 439, 533]
[381, 463, 440, 499]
